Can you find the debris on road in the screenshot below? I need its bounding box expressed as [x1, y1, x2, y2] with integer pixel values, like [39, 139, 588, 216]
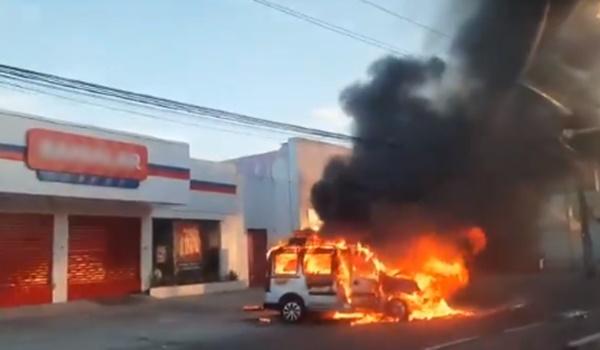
[508, 300, 528, 311]
[243, 305, 264, 312]
[258, 317, 272, 325]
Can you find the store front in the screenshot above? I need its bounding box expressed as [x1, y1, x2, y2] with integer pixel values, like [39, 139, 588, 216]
[148, 159, 247, 298]
[0, 109, 248, 307]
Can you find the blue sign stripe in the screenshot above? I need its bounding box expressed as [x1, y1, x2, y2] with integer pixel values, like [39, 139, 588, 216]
[36, 170, 140, 189]
[0, 143, 26, 153]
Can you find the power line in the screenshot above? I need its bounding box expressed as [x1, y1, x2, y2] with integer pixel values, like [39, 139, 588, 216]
[358, 0, 449, 39]
[0, 80, 295, 143]
[0, 63, 356, 143]
[0, 73, 319, 142]
[250, 0, 407, 56]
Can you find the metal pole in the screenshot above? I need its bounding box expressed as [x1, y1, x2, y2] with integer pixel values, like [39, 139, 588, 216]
[577, 187, 596, 278]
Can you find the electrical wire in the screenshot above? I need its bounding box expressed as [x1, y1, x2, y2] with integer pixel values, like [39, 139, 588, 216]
[0, 74, 327, 142]
[0, 64, 356, 143]
[250, 0, 408, 56]
[358, 0, 449, 39]
[0, 80, 296, 142]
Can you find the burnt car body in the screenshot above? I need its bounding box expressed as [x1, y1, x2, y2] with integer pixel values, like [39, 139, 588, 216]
[262, 234, 418, 323]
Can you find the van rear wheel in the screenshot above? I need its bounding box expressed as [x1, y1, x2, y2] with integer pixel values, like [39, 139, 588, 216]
[280, 297, 305, 323]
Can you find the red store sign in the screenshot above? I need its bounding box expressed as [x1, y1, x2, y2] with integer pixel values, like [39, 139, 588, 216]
[26, 128, 148, 180]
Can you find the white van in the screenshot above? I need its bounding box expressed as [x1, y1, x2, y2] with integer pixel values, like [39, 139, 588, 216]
[263, 234, 417, 323]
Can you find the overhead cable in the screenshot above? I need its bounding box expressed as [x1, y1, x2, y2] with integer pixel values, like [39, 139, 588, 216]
[251, 0, 407, 56]
[0, 64, 355, 143]
[358, 0, 449, 39]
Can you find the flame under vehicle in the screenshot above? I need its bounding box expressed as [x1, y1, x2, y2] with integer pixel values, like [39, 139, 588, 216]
[263, 232, 419, 323]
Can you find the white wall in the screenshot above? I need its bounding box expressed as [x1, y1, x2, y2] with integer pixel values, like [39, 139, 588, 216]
[151, 158, 247, 283]
[232, 144, 295, 245]
[231, 150, 278, 231]
[232, 138, 350, 246]
[190, 159, 240, 215]
[272, 142, 299, 241]
[292, 138, 350, 229]
[0, 110, 189, 204]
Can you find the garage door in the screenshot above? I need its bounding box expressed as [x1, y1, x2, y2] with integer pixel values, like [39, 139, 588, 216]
[0, 213, 53, 307]
[68, 216, 140, 300]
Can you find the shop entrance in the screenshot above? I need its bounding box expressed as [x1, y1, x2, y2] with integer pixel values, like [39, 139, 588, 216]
[68, 216, 141, 300]
[0, 213, 53, 307]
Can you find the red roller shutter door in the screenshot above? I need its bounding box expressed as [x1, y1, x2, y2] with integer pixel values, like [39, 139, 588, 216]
[68, 216, 140, 300]
[0, 213, 53, 307]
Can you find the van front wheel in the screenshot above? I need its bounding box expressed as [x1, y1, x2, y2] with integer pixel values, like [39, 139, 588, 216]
[280, 297, 305, 323]
[385, 298, 409, 321]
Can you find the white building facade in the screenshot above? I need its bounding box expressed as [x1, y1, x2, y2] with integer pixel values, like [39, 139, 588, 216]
[231, 138, 349, 286]
[0, 110, 247, 307]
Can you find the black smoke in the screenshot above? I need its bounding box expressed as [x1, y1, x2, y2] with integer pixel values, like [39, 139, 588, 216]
[311, 0, 591, 270]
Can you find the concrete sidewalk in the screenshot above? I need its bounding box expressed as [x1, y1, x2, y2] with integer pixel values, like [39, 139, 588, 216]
[0, 288, 264, 350]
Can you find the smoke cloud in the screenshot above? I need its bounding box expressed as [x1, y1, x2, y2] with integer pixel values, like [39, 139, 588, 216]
[311, 0, 598, 270]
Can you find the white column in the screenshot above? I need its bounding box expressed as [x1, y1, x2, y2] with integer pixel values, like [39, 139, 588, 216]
[140, 214, 153, 291]
[287, 140, 301, 231]
[52, 212, 68, 303]
[221, 214, 249, 285]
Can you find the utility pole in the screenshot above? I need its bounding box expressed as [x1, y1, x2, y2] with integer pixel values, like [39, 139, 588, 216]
[562, 129, 599, 278]
[577, 184, 596, 278]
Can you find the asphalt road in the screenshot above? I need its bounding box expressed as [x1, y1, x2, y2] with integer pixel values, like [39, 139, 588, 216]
[182, 273, 600, 350]
[183, 304, 600, 350]
[1, 273, 600, 350]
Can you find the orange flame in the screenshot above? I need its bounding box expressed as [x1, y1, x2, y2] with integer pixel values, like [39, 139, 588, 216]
[303, 251, 333, 275]
[466, 227, 487, 255]
[273, 227, 486, 325]
[273, 251, 298, 275]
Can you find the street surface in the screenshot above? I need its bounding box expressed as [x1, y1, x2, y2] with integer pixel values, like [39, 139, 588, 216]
[1, 273, 600, 350]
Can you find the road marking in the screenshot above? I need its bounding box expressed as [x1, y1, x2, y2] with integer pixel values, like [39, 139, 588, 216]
[560, 310, 589, 320]
[502, 322, 544, 334]
[566, 332, 600, 348]
[423, 336, 479, 350]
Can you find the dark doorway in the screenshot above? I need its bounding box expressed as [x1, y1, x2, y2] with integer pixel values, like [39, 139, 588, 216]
[152, 218, 222, 287]
[247, 229, 267, 287]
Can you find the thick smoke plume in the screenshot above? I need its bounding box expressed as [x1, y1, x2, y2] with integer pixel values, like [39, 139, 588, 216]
[312, 0, 600, 270]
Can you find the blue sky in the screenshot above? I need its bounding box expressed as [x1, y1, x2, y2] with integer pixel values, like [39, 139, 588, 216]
[0, 0, 455, 160]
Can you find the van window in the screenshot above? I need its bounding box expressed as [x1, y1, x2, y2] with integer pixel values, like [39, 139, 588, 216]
[352, 252, 378, 279]
[272, 252, 299, 275]
[304, 252, 333, 275]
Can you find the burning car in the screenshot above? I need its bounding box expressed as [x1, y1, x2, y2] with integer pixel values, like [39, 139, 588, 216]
[263, 231, 419, 323]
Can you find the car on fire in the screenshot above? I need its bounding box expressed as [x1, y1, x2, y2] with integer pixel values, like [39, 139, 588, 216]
[263, 231, 419, 323]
